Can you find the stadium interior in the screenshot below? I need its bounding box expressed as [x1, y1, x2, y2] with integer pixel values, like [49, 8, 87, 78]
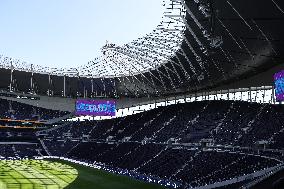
[0, 0, 284, 189]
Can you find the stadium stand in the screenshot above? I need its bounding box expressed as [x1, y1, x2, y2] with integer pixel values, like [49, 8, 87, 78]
[0, 98, 70, 121]
[0, 143, 46, 158]
[41, 101, 284, 148]
[37, 100, 284, 188]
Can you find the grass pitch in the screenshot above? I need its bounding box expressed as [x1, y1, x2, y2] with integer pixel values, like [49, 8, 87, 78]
[0, 159, 166, 189]
[0, 159, 78, 189]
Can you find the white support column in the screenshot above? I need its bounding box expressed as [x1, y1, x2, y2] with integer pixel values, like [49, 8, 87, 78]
[254, 87, 258, 102]
[207, 91, 209, 100]
[63, 74, 66, 97]
[113, 78, 117, 97]
[10, 61, 13, 92]
[272, 85, 275, 104]
[48, 74, 51, 96]
[249, 87, 252, 102]
[103, 77, 106, 97]
[30, 64, 34, 94]
[227, 89, 230, 100]
[263, 88, 265, 103]
[155, 99, 157, 108]
[91, 78, 94, 97]
[83, 86, 86, 98]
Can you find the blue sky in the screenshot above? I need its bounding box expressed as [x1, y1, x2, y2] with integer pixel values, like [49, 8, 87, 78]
[0, 0, 163, 68]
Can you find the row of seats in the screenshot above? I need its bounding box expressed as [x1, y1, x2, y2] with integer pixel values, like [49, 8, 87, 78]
[0, 143, 46, 158]
[66, 142, 279, 187]
[0, 98, 69, 121]
[43, 101, 284, 149]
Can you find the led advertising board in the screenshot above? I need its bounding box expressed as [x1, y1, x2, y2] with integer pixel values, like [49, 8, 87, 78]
[274, 70, 284, 101]
[75, 99, 116, 116]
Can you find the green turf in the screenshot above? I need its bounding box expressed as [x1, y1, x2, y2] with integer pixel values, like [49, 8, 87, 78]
[0, 159, 77, 189]
[0, 159, 166, 189]
[55, 159, 166, 189]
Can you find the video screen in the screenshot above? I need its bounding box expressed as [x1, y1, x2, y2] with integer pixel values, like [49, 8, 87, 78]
[75, 99, 116, 116]
[274, 70, 284, 101]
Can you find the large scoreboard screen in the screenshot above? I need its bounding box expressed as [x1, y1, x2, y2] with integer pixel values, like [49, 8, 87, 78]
[274, 70, 284, 102]
[75, 99, 116, 116]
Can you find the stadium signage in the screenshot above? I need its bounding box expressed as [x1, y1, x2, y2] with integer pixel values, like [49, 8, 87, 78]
[274, 70, 284, 101]
[75, 99, 116, 116]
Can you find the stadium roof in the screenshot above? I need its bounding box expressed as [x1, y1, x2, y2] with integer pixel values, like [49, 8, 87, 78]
[0, 0, 284, 97]
[0, 0, 180, 78]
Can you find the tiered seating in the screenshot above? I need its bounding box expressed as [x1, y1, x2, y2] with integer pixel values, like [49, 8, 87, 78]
[0, 128, 37, 142]
[42, 139, 78, 156]
[0, 127, 47, 158]
[65, 142, 279, 187]
[93, 143, 140, 166]
[45, 101, 284, 148]
[270, 131, 284, 149]
[114, 108, 162, 140]
[0, 98, 69, 121]
[0, 144, 45, 158]
[179, 151, 277, 187]
[0, 145, 15, 157]
[138, 148, 195, 178]
[41, 100, 284, 188]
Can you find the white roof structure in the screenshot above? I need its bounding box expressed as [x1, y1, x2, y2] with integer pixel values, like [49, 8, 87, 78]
[0, 0, 186, 78]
